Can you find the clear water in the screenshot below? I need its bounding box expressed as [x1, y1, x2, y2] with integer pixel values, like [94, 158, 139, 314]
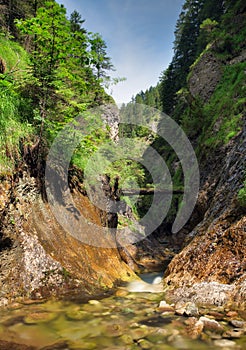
[0, 281, 245, 350]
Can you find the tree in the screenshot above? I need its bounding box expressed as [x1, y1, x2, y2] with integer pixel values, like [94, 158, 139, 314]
[70, 10, 85, 33]
[16, 1, 74, 137]
[89, 33, 114, 81]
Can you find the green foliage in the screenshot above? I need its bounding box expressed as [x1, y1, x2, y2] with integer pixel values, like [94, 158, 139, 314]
[0, 36, 28, 75]
[14, 0, 115, 152]
[0, 1, 117, 177]
[89, 33, 114, 82]
[201, 62, 245, 147]
[0, 0, 46, 38]
[200, 18, 218, 31]
[0, 80, 33, 173]
[72, 127, 110, 171]
[180, 95, 204, 138]
[238, 180, 246, 207]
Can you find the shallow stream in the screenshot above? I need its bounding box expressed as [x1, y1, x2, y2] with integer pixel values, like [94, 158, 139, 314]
[0, 274, 245, 350]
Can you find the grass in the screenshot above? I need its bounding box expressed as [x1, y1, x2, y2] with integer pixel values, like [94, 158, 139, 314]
[0, 35, 29, 76]
[0, 37, 33, 174]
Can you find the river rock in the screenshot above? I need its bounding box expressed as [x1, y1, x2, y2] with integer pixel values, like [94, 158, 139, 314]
[24, 312, 57, 324]
[214, 339, 238, 347]
[137, 339, 154, 349]
[88, 299, 101, 306]
[199, 316, 224, 333]
[158, 300, 175, 312]
[175, 301, 199, 317]
[185, 317, 204, 339]
[229, 319, 246, 328]
[223, 328, 245, 338]
[65, 309, 89, 321]
[40, 340, 69, 349]
[120, 334, 133, 345]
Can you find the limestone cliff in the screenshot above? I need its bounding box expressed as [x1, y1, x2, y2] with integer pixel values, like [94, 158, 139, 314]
[0, 169, 134, 306]
[163, 47, 246, 308]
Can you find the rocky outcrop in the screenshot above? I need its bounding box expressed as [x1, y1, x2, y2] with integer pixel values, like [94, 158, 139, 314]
[0, 170, 135, 306]
[188, 51, 222, 102]
[163, 104, 246, 308]
[101, 104, 119, 141]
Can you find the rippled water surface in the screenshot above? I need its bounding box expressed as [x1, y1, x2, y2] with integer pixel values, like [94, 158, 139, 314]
[0, 281, 245, 350]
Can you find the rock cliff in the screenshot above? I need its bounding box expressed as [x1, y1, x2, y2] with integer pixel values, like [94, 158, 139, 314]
[0, 169, 135, 306]
[163, 48, 246, 308]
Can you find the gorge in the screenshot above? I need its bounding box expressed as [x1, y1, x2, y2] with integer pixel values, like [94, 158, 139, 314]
[0, 0, 245, 349]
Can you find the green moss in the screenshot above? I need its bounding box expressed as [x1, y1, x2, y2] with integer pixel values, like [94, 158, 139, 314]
[238, 180, 246, 207]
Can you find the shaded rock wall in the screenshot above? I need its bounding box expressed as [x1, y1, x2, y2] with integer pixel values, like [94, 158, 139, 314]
[0, 170, 135, 305]
[164, 53, 246, 307]
[188, 51, 222, 102]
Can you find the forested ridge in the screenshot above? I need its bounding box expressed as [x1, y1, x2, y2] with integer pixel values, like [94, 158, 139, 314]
[123, 0, 246, 226]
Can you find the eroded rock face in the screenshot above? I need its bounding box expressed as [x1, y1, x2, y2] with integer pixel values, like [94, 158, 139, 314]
[188, 51, 222, 102]
[164, 122, 246, 308]
[0, 171, 135, 305]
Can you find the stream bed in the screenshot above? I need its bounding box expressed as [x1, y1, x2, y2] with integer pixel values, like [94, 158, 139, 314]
[0, 277, 246, 350]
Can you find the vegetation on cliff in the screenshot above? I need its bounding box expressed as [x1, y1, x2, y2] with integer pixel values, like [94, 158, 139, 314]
[0, 0, 115, 176]
[124, 0, 246, 228]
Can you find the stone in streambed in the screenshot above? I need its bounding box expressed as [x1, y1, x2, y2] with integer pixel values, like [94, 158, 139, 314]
[214, 339, 238, 348]
[24, 311, 57, 324]
[69, 341, 97, 350]
[65, 309, 89, 321]
[185, 317, 204, 339]
[230, 319, 246, 329]
[137, 338, 154, 349]
[146, 328, 170, 343]
[88, 299, 100, 306]
[130, 327, 150, 340]
[120, 334, 133, 345]
[0, 340, 36, 350]
[226, 311, 238, 318]
[115, 288, 129, 297]
[199, 316, 224, 332]
[40, 340, 69, 349]
[175, 301, 199, 317]
[223, 328, 245, 338]
[158, 300, 175, 313]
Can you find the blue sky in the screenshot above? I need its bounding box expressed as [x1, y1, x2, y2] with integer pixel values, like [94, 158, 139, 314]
[57, 0, 184, 103]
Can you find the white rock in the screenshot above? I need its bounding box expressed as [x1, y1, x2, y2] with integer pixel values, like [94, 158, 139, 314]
[159, 300, 170, 308]
[214, 339, 237, 347]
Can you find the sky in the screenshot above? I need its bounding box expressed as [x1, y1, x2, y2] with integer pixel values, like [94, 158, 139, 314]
[56, 0, 184, 104]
